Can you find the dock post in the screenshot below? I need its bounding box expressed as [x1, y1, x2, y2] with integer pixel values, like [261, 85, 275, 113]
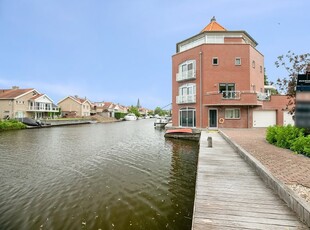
[207, 136, 212, 147]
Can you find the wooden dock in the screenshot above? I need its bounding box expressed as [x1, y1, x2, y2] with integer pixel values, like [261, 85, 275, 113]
[192, 131, 307, 229]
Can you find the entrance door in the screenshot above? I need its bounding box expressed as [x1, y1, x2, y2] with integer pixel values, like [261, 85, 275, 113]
[209, 109, 217, 128]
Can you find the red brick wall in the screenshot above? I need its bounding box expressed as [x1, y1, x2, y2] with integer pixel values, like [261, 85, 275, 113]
[172, 42, 265, 128]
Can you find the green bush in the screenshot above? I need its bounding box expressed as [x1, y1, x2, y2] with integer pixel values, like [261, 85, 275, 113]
[274, 125, 304, 149]
[290, 135, 310, 157]
[114, 112, 126, 120]
[0, 119, 27, 131]
[266, 125, 309, 157]
[266, 126, 278, 144]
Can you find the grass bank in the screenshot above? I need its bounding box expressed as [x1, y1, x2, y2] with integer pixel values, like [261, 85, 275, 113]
[0, 120, 27, 131]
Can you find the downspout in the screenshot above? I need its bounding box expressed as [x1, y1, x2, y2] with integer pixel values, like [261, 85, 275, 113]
[199, 51, 202, 128]
[247, 106, 249, 128]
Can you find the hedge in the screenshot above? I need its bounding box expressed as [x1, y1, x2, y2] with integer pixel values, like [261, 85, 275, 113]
[114, 112, 126, 120]
[266, 125, 309, 157]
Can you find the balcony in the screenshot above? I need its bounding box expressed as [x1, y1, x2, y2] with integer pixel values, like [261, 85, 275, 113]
[27, 106, 59, 112]
[222, 91, 241, 99]
[176, 94, 196, 104]
[204, 91, 264, 106]
[176, 70, 196, 81]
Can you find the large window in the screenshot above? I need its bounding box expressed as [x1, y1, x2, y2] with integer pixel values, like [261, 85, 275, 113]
[179, 83, 196, 96]
[179, 108, 196, 127]
[177, 83, 196, 104]
[225, 108, 240, 119]
[177, 60, 196, 81]
[219, 83, 236, 98]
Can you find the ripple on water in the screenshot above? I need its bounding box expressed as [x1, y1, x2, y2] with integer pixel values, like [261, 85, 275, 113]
[0, 119, 198, 229]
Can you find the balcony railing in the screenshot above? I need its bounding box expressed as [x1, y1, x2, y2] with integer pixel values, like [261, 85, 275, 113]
[176, 70, 196, 81]
[176, 95, 196, 104]
[204, 91, 264, 106]
[27, 106, 59, 112]
[257, 92, 270, 101]
[222, 91, 240, 99]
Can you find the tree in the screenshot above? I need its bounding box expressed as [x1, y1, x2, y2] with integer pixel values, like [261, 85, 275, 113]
[128, 106, 141, 117]
[154, 106, 169, 116]
[264, 68, 269, 85]
[274, 51, 310, 114]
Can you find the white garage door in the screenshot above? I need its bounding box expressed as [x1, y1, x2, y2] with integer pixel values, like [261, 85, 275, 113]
[253, 110, 276, 127]
[283, 111, 294, 126]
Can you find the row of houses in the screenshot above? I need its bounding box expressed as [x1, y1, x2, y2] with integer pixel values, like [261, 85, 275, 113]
[0, 87, 148, 120]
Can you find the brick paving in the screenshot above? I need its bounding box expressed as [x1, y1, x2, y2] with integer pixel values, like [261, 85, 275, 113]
[220, 128, 310, 189]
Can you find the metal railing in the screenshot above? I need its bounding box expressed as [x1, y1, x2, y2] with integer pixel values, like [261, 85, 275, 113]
[176, 70, 196, 81]
[28, 106, 59, 112]
[176, 95, 196, 104]
[221, 91, 240, 99]
[257, 92, 270, 101]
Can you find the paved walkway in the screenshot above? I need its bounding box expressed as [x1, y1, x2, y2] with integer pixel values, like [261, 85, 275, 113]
[221, 128, 310, 189]
[192, 131, 307, 229]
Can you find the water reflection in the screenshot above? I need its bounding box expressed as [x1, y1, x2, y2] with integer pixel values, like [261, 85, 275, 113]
[0, 119, 198, 229]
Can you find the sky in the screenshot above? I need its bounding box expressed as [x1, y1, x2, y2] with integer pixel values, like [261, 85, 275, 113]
[0, 0, 309, 110]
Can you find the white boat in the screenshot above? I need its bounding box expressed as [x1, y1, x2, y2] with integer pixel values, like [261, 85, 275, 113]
[124, 113, 137, 121]
[154, 118, 168, 128]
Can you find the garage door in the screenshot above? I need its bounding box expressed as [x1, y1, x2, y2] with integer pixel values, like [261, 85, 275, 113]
[253, 111, 276, 127]
[283, 111, 295, 126]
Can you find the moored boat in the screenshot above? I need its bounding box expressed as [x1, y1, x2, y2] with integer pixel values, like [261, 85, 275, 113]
[164, 128, 201, 141]
[124, 113, 137, 121]
[154, 118, 168, 128]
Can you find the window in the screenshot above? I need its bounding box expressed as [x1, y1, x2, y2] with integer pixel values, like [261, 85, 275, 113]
[252, 60, 255, 68]
[179, 108, 196, 127]
[260, 66, 263, 73]
[177, 60, 196, 81]
[177, 83, 196, 104]
[235, 57, 241, 65]
[225, 108, 240, 119]
[179, 83, 196, 96]
[212, 57, 218, 65]
[219, 83, 236, 98]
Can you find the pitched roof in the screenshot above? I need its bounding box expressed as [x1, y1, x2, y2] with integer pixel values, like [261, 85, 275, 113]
[102, 102, 113, 109]
[200, 16, 226, 32]
[0, 88, 35, 99]
[30, 94, 44, 100]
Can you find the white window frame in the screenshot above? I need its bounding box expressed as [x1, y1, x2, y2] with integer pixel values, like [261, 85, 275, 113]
[179, 83, 196, 96]
[177, 60, 196, 81]
[212, 57, 219, 65]
[235, 57, 241, 66]
[225, 108, 241, 119]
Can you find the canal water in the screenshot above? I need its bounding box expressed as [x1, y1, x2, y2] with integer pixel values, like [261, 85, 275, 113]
[0, 119, 199, 230]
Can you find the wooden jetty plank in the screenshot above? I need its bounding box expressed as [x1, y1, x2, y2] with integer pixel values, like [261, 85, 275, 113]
[192, 131, 307, 229]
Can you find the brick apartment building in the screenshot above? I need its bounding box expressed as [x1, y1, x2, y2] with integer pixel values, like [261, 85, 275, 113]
[172, 17, 293, 128]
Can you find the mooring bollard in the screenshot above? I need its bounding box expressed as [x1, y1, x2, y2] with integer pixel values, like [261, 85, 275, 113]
[207, 136, 212, 148]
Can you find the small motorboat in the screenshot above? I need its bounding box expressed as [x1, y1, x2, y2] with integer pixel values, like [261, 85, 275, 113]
[154, 118, 168, 128]
[124, 113, 137, 121]
[164, 128, 201, 141]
